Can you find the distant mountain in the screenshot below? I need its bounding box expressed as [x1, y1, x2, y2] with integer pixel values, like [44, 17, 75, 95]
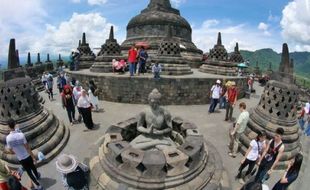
[240, 49, 310, 78]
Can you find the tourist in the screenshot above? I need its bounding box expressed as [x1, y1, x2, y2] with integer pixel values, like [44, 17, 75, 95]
[208, 80, 222, 113]
[240, 181, 269, 190]
[128, 45, 138, 77]
[70, 77, 77, 88]
[236, 130, 267, 184]
[73, 81, 83, 122]
[7, 176, 28, 190]
[255, 128, 285, 183]
[272, 153, 303, 190]
[225, 81, 238, 121]
[219, 81, 227, 109]
[4, 119, 43, 190]
[138, 46, 148, 75]
[152, 61, 162, 80]
[112, 59, 126, 74]
[248, 77, 254, 92]
[77, 90, 94, 130]
[45, 75, 54, 101]
[0, 160, 13, 190]
[56, 154, 89, 189]
[228, 102, 250, 157]
[88, 80, 99, 112]
[41, 72, 48, 88]
[298, 102, 309, 131]
[56, 73, 67, 94]
[61, 85, 76, 126]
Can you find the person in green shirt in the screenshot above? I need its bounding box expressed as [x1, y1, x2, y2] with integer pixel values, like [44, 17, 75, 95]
[229, 102, 250, 157]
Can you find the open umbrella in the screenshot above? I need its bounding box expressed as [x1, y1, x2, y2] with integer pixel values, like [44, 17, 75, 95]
[237, 63, 248, 68]
[135, 41, 150, 49]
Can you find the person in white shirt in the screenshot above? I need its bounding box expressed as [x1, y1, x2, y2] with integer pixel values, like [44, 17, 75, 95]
[152, 62, 162, 79]
[229, 102, 250, 157]
[208, 80, 222, 113]
[236, 130, 267, 184]
[77, 90, 94, 130]
[4, 119, 43, 190]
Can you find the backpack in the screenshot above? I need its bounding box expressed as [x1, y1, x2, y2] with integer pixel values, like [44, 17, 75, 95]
[66, 166, 88, 189]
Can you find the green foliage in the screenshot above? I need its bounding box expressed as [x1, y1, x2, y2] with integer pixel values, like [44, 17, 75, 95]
[240, 49, 310, 79]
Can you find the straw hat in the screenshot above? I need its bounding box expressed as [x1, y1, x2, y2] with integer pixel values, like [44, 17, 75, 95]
[225, 81, 232, 87]
[56, 154, 78, 174]
[231, 81, 236, 86]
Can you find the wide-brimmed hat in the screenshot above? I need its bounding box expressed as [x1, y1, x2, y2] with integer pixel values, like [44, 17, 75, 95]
[56, 154, 78, 174]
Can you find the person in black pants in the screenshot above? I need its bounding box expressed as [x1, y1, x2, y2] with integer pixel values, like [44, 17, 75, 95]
[77, 90, 94, 130]
[4, 119, 43, 190]
[236, 130, 266, 184]
[61, 85, 76, 126]
[255, 128, 285, 183]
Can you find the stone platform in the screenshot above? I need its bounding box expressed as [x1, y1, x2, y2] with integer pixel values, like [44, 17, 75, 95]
[89, 117, 225, 190]
[66, 69, 247, 105]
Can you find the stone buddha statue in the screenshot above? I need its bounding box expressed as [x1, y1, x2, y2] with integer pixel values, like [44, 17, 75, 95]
[130, 89, 176, 150]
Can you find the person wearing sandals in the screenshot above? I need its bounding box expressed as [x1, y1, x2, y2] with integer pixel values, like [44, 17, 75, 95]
[236, 131, 267, 184]
[61, 85, 76, 126]
[56, 154, 89, 190]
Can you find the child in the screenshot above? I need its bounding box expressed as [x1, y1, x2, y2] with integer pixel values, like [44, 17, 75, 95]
[152, 62, 162, 80]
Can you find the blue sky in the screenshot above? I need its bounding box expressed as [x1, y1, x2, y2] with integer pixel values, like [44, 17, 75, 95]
[0, 0, 310, 65]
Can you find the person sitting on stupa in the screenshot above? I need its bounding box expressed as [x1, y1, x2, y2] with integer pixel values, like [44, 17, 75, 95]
[112, 59, 127, 74]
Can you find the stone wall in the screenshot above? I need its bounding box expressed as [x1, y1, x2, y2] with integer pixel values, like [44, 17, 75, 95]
[68, 71, 247, 105]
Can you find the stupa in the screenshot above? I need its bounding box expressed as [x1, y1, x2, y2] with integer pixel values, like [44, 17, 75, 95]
[45, 53, 54, 72]
[0, 39, 69, 167]
[77, 33, 95, 69]
[89, 89, 225, 189]
[121, 0, 203, 67]
[240, 43, 301, 168]
[152, 27, 193, 75]
[34, 53, 45, 76]
[199, 33, 240, 76]
[90, 26, 124, 73]
[56, 54, 64, 69]
[25, 52, 33, 67]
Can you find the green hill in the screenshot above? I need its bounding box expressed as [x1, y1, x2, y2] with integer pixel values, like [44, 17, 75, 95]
[240, 49, 310, 78]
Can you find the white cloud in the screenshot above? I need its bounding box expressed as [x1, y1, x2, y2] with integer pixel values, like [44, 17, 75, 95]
[171, 0, 186, 7]
[281, 0, 310, 51]
[88, 0, 108, 6]
[258, 22, 269, 31]
[28, 12, 117, 56]
[0, 0, 46, 59]
[192, 19, 281, 53]
[268, 11, 280, 22]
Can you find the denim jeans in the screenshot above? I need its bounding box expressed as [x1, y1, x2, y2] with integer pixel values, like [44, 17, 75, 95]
[129, 63, 135, 76]
[219, 96, 226, 109]
[299, 119, 305, 130]
[154, 72, 160, 79]
[208, 98, 219, 113]
[305, 122, 310, 136]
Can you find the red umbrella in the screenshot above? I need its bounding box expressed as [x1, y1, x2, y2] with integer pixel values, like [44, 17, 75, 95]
[135, 41, 150, 49]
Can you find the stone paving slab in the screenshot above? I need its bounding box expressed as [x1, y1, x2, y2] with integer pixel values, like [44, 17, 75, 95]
[18, 82, 300, 190]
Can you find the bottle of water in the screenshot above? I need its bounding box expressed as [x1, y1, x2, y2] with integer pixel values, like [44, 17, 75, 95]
[38, 152, 45, 161]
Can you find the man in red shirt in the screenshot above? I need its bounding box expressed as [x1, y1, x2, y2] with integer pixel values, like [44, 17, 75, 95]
[128, 45, 138, 77]
[225, 81, 238, 121]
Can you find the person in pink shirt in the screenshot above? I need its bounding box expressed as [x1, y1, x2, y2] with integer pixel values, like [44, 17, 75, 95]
[128, 46, 137, 77]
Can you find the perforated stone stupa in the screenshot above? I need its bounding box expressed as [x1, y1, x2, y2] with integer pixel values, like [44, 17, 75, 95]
[121, 0, 202, 67]
[45, 53, 54, 72]
[56, 54, 64, 69]
[77, 33, 95, 69]
[152, 27, 193, 75]
[90, 26, 124, 73]
[89, 89, 224, 190]
[199, 33, 240, 76]
[0, 39, 69, 167]
[240, 43, 301, 168]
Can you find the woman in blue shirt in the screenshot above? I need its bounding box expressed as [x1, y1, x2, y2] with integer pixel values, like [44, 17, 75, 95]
[272, 153, 303, 190]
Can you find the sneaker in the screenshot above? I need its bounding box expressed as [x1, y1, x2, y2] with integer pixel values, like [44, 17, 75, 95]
[238, 178, 245, 184]
[228, 153, 236, 158]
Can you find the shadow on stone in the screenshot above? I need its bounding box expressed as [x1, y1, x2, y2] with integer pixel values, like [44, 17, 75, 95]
[40, 177, 57, 189]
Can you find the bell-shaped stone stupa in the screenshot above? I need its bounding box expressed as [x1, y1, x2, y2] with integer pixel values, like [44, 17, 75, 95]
[121, 0, 202, 67]
[77, 33, 95, 69]
[240, 43, 301, 169]
[0, 39, 69, 167]
[90, 26, 125, 73]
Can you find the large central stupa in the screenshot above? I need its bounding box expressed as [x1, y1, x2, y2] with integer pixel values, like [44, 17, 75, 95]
[121, 0, 203, 66]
